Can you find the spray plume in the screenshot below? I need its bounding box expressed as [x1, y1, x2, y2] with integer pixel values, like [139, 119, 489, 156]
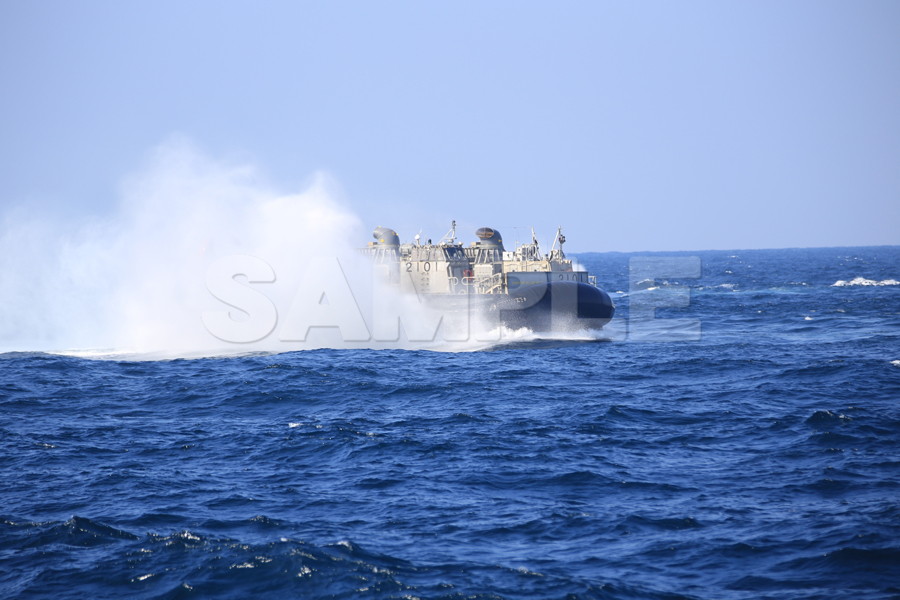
[0, 138, 548, 358]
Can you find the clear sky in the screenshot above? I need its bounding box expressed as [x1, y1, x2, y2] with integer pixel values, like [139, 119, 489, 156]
[1, 0, 898, 252]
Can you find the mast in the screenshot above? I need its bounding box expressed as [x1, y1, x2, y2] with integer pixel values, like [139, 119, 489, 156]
[439, 220, 458, 245]
[549, 226, 566, 260]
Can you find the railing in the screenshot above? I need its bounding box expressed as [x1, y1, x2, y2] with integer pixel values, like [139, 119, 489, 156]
[459, 273, 505, 294]
[480, 272, 505, 294]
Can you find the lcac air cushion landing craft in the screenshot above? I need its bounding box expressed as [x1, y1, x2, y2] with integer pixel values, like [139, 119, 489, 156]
[366, 222, 614, 332]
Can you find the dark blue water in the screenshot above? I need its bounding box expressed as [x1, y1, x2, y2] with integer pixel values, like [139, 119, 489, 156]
[2, 246, 899, 599]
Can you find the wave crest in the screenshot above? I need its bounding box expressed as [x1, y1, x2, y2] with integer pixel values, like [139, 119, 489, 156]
[832, 277, 900, 287]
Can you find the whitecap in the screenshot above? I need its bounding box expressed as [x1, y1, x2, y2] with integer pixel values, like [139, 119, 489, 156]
[832, 277, 900, 287]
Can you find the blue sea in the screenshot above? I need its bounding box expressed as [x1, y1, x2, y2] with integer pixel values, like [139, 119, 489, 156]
[2, 246, 899, 599]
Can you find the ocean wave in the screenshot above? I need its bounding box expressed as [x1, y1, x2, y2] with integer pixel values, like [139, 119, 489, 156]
[29, 325, 618, 360]
[831, 277, 900, 287]
[696, 283, 738, 291]
[0, 516, 693, 600]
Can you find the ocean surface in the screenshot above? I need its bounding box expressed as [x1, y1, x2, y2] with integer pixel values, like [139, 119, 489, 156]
[2, 246, 899, 599]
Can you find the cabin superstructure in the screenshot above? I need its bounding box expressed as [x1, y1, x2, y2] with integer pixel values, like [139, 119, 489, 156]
[367, 222, 598, 296]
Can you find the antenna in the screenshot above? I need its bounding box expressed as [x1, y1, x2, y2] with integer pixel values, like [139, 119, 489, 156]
[550, 226, 566, 260]
[439, 220, 457, 245]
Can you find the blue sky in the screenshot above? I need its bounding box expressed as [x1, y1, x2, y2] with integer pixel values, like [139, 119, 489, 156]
[1, 0, 898, 251]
